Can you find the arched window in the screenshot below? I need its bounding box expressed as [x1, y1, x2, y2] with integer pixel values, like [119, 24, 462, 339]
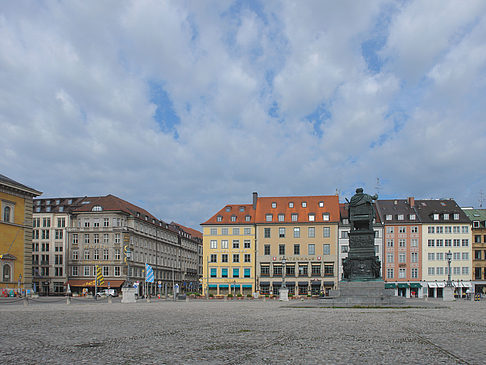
[3, 206, 11, 222]
[3, 264, 11, 282]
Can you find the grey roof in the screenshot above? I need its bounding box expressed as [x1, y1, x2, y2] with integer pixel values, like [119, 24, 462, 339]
[414, 199, 470, 224]
[375, 199, 419, 224]
[0, 173, 42, 196]
[33, 197, 89, 213]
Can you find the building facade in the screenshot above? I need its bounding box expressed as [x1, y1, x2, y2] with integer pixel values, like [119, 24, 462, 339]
[416, 199, 472, 298]
[255, 194, 340, 297]
[375, 198, 423, 298]
[0, 174, 41, 293]
[462, 207, 486, 295]
[201, 204, 256, 296]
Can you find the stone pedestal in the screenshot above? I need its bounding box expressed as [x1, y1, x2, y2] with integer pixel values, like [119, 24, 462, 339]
[279, 288, 289, 301]
[343, 230, 381, 280]
[121, 287, 137, 303]
[326, 281, 404, 305]
[442, 286, 455, 302]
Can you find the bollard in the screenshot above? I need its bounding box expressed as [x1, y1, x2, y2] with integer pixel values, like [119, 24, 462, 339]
[186, 296, 189, 302]
[23, 297, 28, 307]
[146, 296, 151, 303]
[66, 296, 71, 305]
[108, 295, 112, 304]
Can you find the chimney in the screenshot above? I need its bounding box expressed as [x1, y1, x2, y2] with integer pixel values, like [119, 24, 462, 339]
[408, 197, 415, 208]
[252, 192, 258, 209]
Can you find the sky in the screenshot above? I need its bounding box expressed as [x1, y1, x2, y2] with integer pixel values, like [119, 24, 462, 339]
[1, 0, 486, 231]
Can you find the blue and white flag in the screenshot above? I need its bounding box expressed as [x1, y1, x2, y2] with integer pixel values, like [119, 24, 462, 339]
[145, 263, 154, 283]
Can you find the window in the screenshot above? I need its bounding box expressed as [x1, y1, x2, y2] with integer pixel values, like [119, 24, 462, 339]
[265, 214, 273, 222]
[291, 213, 298, 222]
[103, 249, 109, 260]
[244, 254, 251, 262]
[94, 234, 99, 244]
[233, 254, 239, 263]
[411, 252, 418, 263]
[294, 227, 300, 238]
[260, 265, 270, 276]
[279, 244, 285, 255]
[307, 227, 315, 238]
[57, 217, 65, 227]
[323, 244, 330, 255]
[436, 227, 443, 234]
[210, 268, 217, 278]
[94, 249, 99, 260]
[386, 253, 394, 263]
[387, 239, 394, 248]
[428, 239, 434, 247]
[308, 244, 315, 255]
[114, 249, 120, 260]
[436, 252, 444, 261]
[244, 227, 251, 235]
[411, 239, 418, 247]
[278, 214, 284, 222]
[387, 268, 394, 279]
[311, 264, 321, 276]
[55, 229, 63, 240]
[324, 264, 334, 276]
[462, 252, 469, 260]
[279, 227, 286, 238]
[341, 245, 349, 253]
[264, 228, 271, 238]
[319, 201, 324, 207]
[222, 268, 228, 278]
[264, 245, 270, 255]
[72, 266, 78, 276]
[411, 268, 418, 278]
[323, 227, 330, 238]
[244, 240, 251, 248]
[42, 230, 50, 240]
[289, 202, 294, 208]
[308, 214, 315, 222]
[231, 215, 236, 222]
[475, 235, 481, 243]
[233, 268, 240, 278]
[445, 239, 451, 247]
[453, 226, 460, 233]
[374, 230, 380, 238]
[453, 213, 459, 220]
[114, 266, 120, 276]
[399, 227, 406, 233]
[341, 231, 349, 239]
[410, 214, 416, 220]
[222, 228, 228, 235]
[93, 219, 100, 227]
[233, 228, 240, 235]
[445, 226, 452, 233]
[225, 206, 231, 212]
[84, 266, 90, 276]
[398, 268, 406, 278]
[210, 240, 217, 249]
[210, 254, 217, 263]
[462, 239, 469, 247]
[222, 254, 228, 262]
[221, 240, 228, 249]
[103, 266, 109, 276]
[216, 215, 222, 222]
[428, 267, 435, 275]
[286, 264, 295, 276]
[428, 226, 435, 234]
[273, 265, 283, 276]
[72, 250, 78, 260]
[386, 226, 394, 234]
[399, 253, 406, 263]
[294, 244, 300, 255]
[244, 268, 250, 278]
[272, 202, 277, 208]
[398, 214, 404, 221]
[299, 264, 308, 276]
[210, 228, 217, 235]
[443, 214, 449, 220]
[103, 234, 109, 244]
[103, 218, 109, 227]
[43, 217, 51, 227]
[436, 239, 443, 247]
[232, 240, 239, 249]
[322, 213, 330, 221]
[462, 267, 469, 275]
[433, 214, 439, 220]
[302, 202, 307, 208]
[245, 215, 251, 222]
[399, 239, 406, 248]
[386, 215, 392, 221]
[115, 233, 120, 244]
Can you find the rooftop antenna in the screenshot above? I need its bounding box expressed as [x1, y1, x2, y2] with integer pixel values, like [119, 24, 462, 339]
[375, 177, 381, 196]
[480, 190, 484, 208]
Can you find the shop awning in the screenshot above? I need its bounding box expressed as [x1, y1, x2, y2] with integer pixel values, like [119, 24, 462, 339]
[66, 279, 125, 288]
[452, 282, 461, 287]
[323, 281, 335, 286]
[208, 284, 217, 288]
[219, 284, 229, 288]
[463, 282, 472, 288]
[311, 281, 321, 286]
[428, 282, 437, 288]
[259, 282, 270, 286]
[436, 282, 446, 288]
[285, 282, 295, 286]
[409, 283, 422, 288]
[385, 283, 396, 289]
[272, 282, 282, 286]
[397, 283, 409, 288]
[298, 281, 309, 286]
[242, 285, 252, 288]
[231, 284, 240, 288]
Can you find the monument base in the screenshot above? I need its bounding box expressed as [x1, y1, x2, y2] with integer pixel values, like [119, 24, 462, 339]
[442, 286, 455, 302]
[121, 287, 137, 303]
[279, 288, 289, 301]
[325, 281, 404, 306]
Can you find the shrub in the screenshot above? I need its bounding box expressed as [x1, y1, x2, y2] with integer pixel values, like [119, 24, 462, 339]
[237, 293, 243, 297]
[209, 293, 214, 297]
[246, 294, 252, 298]
[227, 293, 233, 298]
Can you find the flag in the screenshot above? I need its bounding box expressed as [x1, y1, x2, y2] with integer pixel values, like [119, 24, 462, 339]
[145, 263, 154, 283]
[96, 265, 105, 286]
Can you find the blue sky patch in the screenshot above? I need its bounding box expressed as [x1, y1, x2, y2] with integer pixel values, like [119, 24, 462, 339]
[148, 80, 180, 138]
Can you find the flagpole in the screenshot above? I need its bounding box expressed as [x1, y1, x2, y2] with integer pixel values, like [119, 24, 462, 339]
[94, 265, 97, 300]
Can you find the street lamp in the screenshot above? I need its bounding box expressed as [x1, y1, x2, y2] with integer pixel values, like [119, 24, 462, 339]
[446, 250, 452, 287]
[282, 257, 286, 289]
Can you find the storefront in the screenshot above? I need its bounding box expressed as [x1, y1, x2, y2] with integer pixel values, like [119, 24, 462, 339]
[409, 283, 422, 298]
[66, 279, 125, 295]
[298, 282, 308, 295]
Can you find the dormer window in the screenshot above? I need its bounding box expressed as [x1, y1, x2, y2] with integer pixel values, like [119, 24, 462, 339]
[239, 206, 245, 212]
[397, 214, 404, 220]
[231, 215, 237, 222]
[386, 215, 392, 220]
[289, 202, 294, 208]
[319, 201, 324, 207]
[91, 205, 103, 212]
[225, 206, 231, 212]
[410, 214, 416, 220]
[308, 214, 315, 221]
[278, 214, 285, 222]
[245, 215, 251, 222]
[453, 213, 459, 220]
[271, 202, 277, 208]
[473, 221, 480, 228]
[433, 214, 439, 221]
[68, 199, 72, 204]
[265, 214, 273, 222]
[443, 214, 449, 220]
[217, 215, 222, 222]
[55, 200, 60, 205]
[291, 213, 298, 222]
[136, 212, 140, 217]
[46, 200, 50, 205]
[302, 201, 307, 208]
[322, 213, 330, 221]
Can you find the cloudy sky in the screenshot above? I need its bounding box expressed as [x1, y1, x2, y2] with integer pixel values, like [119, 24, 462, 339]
[1, 0, 486, 230]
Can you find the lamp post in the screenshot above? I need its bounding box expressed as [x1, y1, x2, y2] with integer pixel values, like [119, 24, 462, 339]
[282, 257, 286, 289]
[18, 274, 22, 295]
[446, 250, 452, 287]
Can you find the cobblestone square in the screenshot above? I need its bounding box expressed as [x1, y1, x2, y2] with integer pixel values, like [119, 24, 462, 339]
[1, 298, 485, 364]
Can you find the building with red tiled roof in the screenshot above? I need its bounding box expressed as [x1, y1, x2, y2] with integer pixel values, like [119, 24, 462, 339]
[201, 192, 340, 297]
[33, 194, 202, 296]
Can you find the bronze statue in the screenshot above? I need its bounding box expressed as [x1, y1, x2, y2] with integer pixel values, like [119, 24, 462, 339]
[347, 188, 378, 231]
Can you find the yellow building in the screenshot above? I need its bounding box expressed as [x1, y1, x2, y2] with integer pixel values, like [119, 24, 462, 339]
[201, 204, 255, 296]
[0, 174, 41, 292]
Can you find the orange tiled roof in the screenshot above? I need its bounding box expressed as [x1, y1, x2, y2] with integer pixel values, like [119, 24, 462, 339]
[255, 195, 339, 223]
[202, 204, 255, 225]
[171, 222, 203, 240]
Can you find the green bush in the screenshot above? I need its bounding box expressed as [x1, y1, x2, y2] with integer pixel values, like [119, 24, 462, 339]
[237, 293, 243, 297]
[209, 293, 214, 297]
[246, 294, 252, 298]
[227, 293, 233, 297]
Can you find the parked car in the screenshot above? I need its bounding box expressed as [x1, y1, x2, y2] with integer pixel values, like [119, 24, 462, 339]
[96, 289, 117, 297]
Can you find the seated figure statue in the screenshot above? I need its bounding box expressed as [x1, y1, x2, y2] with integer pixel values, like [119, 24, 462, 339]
[348, 188, 378, 231]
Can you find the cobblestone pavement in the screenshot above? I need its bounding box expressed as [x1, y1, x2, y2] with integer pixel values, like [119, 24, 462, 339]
[1, 298, 485, 364]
